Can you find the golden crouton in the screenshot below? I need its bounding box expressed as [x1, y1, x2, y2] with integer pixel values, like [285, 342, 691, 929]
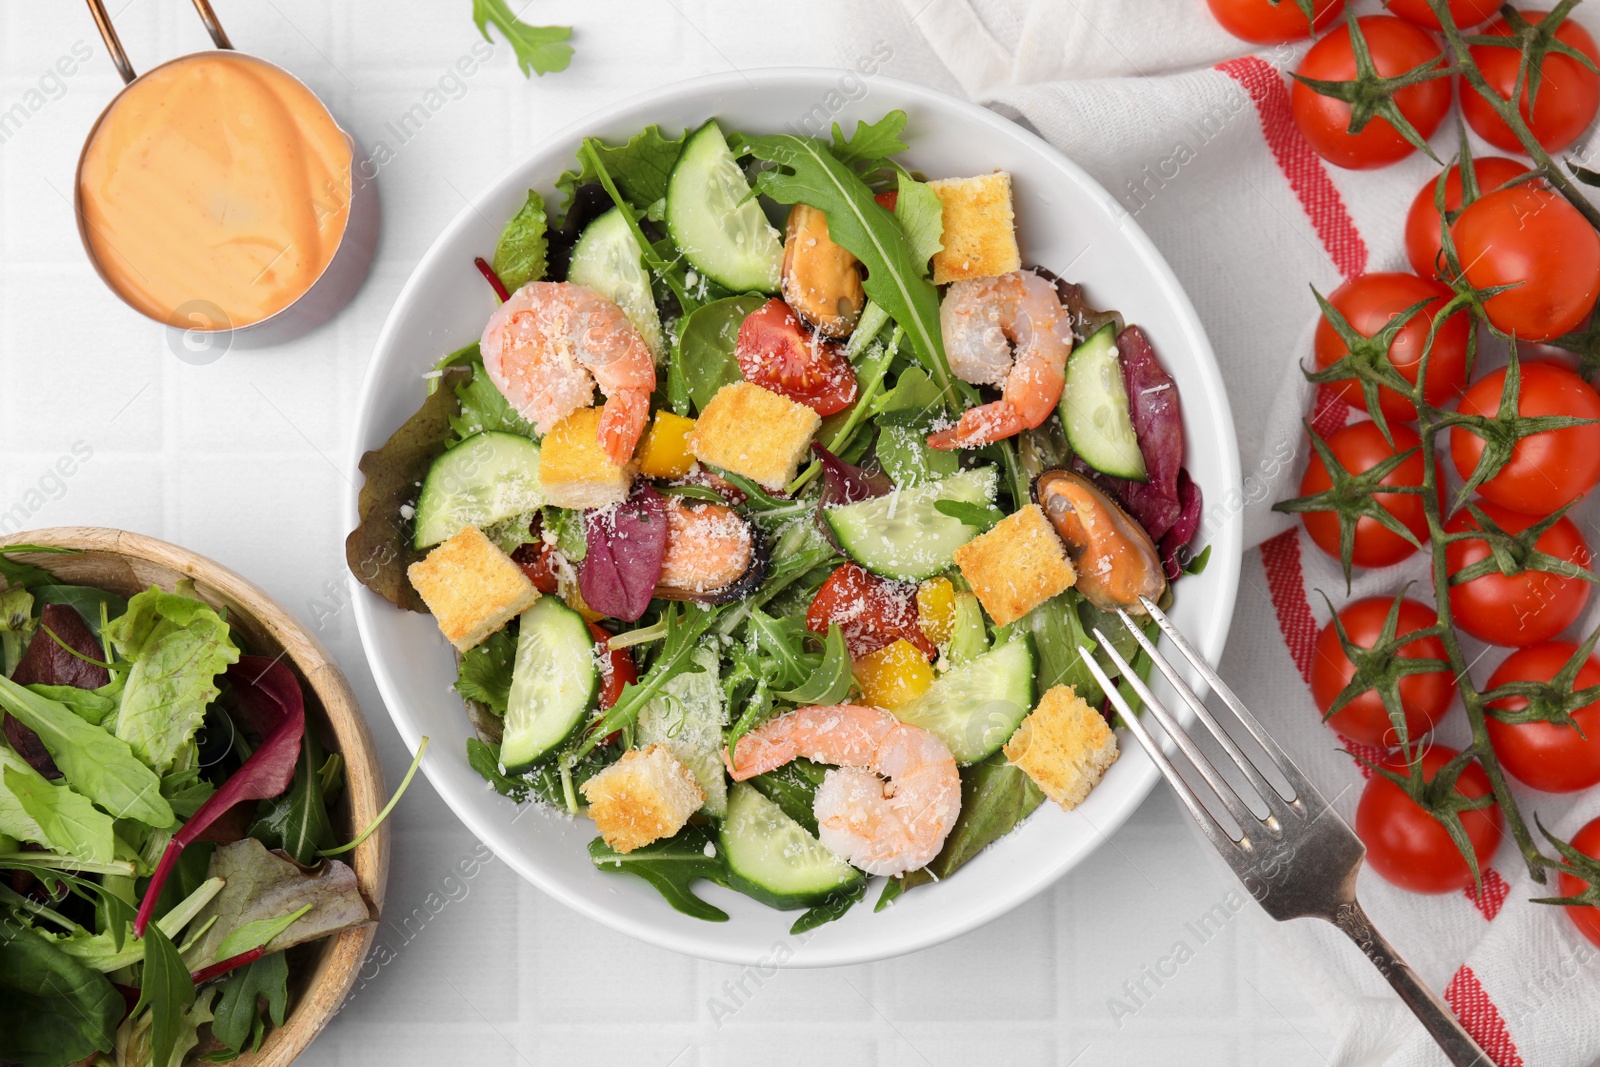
[1004, 685, 1119, 809]
[928, 172, 1022, 285]
[539, 407, 634, 509]
[407, 526, 539, 651]
[581, 745, 706, 853]
[951, 503, 1076, 626]
[690, 381, 820, 491]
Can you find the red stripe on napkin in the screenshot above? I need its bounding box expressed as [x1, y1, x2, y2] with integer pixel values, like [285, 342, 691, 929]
[1465, 868, 1511, 922]
[1261, 528, 1319, 683]
[1445, 966, 1524, 1066]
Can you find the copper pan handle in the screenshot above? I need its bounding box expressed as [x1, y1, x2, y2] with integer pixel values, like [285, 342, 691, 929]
[83, 0, 234, 84]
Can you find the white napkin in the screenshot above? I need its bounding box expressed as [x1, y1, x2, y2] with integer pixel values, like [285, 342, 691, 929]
[888, 1, 1600, 1064]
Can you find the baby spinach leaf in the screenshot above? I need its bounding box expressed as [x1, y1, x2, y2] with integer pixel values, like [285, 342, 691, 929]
[0, 917, 121, 1067]
[676, 296, 764, 413]
[470, 0, 572, 77]
[588, 825, 729, 922]
[451, 362, 536, 440]
[748, 758, 827, 837]
[0, 674, 172, 828]
[790, 879, 866, 935]
[1022, 590, 1104, 707]
[742, 133, 958, 409]
[209, 951, 288, 1055]
[828, 112, 910, 174]
[899, 753, 1045, 891]
[104, 587, 241, 775]
[493, 189, 549, 292]
[893, 170, 944, 274]
[247, 728, 334, 867]
[455, 627, 517, 716]
[556, 125, 684, 217]
[933, 499, 1005, 532]
[775, 624, 852, 705]
[466, 739, 532, 801]
[3, 765, 114, 864]
[30, 584, 126, 640]
[135, 923, 197, 1067]
[878, 414, 960, 488]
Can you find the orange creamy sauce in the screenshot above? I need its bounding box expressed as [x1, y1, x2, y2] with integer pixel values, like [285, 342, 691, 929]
[78, 52, 352, 328]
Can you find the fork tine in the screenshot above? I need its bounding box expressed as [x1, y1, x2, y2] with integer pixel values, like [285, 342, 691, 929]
[1115, 609, 1291, 825]
[1139, 596, 1328, 813]
[1091, 629, 1263, 840]
[1079, 648, 1241, 854]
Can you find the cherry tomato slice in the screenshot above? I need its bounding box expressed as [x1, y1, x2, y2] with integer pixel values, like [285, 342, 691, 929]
[511, 540, 562, 594]
[736, 298, 858, 416]
[588, 622, 637, 712]
[806, 562, 935, 660]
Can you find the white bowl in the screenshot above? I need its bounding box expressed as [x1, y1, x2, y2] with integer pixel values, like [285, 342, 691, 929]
[349, 69, 1244, 967]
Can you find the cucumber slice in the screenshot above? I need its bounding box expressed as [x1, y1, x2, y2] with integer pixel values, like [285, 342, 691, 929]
[1060, 324, 1147, 481]
[720, 782, 862, 909]
[568, 206, 666, 363]
[413, 432, 545, 549]
[665, 121, 782, 293]
[500, 597, 598, 771]
[824, 467, 998, 581]
[894, 636, 1035, 763]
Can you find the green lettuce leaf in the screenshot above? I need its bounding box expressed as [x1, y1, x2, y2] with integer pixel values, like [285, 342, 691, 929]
[492, 189, 549, 292]
[455, 627, 517, 716]
[26, 676, 123, 726]
[450, 362, 536, 441]
[2, 763, 114, 863]
[555, 125, 684, 216]
[0, 917, 121, 1067]
[102, 586, 240, 775]
[894, 170, 944, 274]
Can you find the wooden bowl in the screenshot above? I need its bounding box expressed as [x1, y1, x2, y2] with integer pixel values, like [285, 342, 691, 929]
[0, 527, 387, 1067]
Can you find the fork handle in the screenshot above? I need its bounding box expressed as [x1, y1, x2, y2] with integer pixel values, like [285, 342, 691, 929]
[1329, 900, 1491, 1066]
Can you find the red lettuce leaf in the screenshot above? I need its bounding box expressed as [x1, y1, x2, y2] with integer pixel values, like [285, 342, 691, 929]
[815, 443, 892, 508]
[7, 604, 109, 779]
[578, 484, 669, 623]
[134, 656, 305, 936]
[1159, 470, 1203, 580]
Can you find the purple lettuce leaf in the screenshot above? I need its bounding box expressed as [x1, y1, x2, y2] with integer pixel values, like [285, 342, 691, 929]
[1159, 470, 1203, 580]
[6, 604, 109, 778]
[814, 443, 892, 508]
[579, 484, 669, 622]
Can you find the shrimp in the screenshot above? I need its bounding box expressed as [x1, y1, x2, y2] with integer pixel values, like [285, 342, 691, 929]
[927, 270, 1073, 450]
[480, 281, 656, 466]
[724, 704, 960, 877]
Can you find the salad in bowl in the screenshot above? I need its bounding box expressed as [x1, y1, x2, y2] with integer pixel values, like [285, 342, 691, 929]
[348, 75, 1240, 960]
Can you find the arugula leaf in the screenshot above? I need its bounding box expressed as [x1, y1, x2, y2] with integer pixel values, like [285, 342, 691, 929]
[471, 0, 572, 77]
[790, 879, 866, 935]
[555, 126, 684, 217]
[894, 170, 944, 273]
[493, 189, 549, 293]
[247, 729, 334, 866]
[209, 952, 288, 1055]
[214, 903, 312, 962]
[448, 365, 536, 440]
[933, 499, 1005, 532]
[875, 366, 959, 487]
[588, 825, 729, 921]
[576, 603, 720, 758]
[2, 764, 114, 863]
[135, 922, 197, 1067]
[748, 758, 827, 836]
[0, 674, 172, 827]
[637, 647, 729, 816]
[898, 753, 1046, 891]
[774, 623, 852, 704]
[828, 111, 910, 174]
[676, 296, 765, 414]
[455, 627, 517, 716]
[541, 506, 586, 561]
[741, 133, 958, 409]
[0, 917, 121, 1067]
[103, 586, 241, 774]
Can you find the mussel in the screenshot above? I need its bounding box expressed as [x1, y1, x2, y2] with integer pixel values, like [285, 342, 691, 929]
[781, 204, 865, 338]
[1034, 469, 1167, 613]
[653, 497, 769, 604]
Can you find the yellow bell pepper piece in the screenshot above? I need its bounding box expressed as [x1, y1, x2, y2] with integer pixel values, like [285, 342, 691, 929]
[635, 411, 698, 479]
[853, 639, 935, 709]
[916, 577, 957, 646]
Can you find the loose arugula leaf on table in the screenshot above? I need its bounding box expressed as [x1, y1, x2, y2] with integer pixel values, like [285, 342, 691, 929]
[588, 825, 730, 922]
[455, 627, 517, 716]
[898, 753, 1046, 892]
[493, 189, 549, 292]
[676, 296, 766, 414]
[209, 951, 289, 1057]
[346, 366, 469, 613]
[135, 922, 197, 1067]
[0, 674, 172, 827]
[470, 0, 572, 77]
[740, 131, 960, 409]
[103, 586, 241, 774]
[0, 916, 121, 1067]
[790, 879, 866, 935]
[555, 125, 684, 217]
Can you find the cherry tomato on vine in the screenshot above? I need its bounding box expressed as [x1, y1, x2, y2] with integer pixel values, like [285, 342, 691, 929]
[1299, 421, 1433, 568]
[1314, 272, 1471, 419]
[1485, 642, 1600, 792]
[1403, 157, 1529, 279]
[1206, 0, 1345, 42]
[1384, 0, 1501, 30]
[1451, 186, 1600, 341]
[1310, 597, 1454, 747]
[1291, 17, 1452, 170]
[1443, 502, 1592, 647]
[1449, 361, 1600, 512]
[1461, 12, 1600, 154]
[736, 298, 858, 416]
[1558, 816, 1600, 947]
[1356, 745, 1504, 893]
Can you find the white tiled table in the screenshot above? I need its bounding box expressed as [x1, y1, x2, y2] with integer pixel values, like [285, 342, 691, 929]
[1, 3, 1331, 1063]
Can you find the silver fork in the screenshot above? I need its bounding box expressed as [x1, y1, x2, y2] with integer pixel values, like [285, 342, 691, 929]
[1078, 596, 1490, 1067]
